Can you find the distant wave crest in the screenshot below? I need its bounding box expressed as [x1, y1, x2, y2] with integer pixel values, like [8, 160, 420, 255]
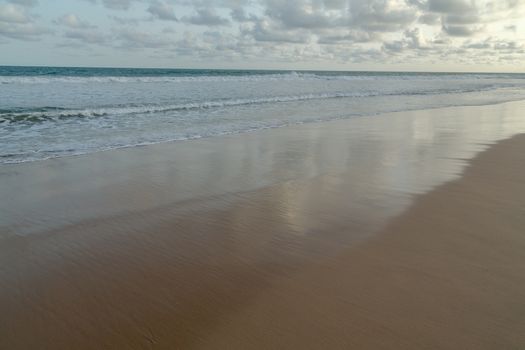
[1, 72, 324, 84]
[1, 85, 514, 125]
[0, 71, 518, 84]
[0, 93, 361, 123]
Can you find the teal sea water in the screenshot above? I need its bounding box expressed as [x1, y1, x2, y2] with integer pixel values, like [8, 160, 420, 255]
[2, 66, 525, 164]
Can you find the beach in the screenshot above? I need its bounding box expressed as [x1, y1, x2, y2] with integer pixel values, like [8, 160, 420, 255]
[199, 132, 525, 349]
[1, 101, 525, 349]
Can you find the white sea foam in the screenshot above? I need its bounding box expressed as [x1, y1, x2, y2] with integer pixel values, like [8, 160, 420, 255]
[0, 72, 322, 84]
[2, 68, 525, 164]
[1, 71, 519, 85]
[0, 86, 516, 125]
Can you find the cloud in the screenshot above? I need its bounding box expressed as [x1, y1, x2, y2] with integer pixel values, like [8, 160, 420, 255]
[65, 29, 107, 44]
[442, 24, 480, 37]
[493, 40, 523, 52]
[462, 39, 491, 50]
[2, 0, 525, 69]
[109, 15, 141, 25]
[263, 0, 342, 29]
[427, 0, 473, 14]
[461, 37, 524, 55]
[382, 27, 431, 53]
[0, 3, 48, 40]
[443, 14, 480, 25]
[233, 0, 420, 47]
[418, 13, 440, 24]
[0, 3, 30, 23]
[6, 0, 38, 7]
[348, 0, 418, 32]
[147, 1, 177, 21]
[183, 8, 230, 26]
[104, 0, 135, 9]
[0, 21, 48, 40]
[55, 14, 105, 46]
[404, 28, 430, 49]
[116, 28, 173, 48]
[422, 0, 525, 37]
[317, 29, 378, 44]
[55, 14, 96, 29]
[231, 7, 253, 22]
[259, 0, 418, 32]
[244, 18, 311, 43]
[83, 0, 137, 10]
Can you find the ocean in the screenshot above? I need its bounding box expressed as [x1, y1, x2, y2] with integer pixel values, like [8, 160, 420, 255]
[2, 66, 525, 164]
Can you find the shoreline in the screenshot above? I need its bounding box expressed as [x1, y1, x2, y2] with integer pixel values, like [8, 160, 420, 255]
[1, 102, 525, 348]
[2, 100, 525, 238]
[2, 98, 525, 168]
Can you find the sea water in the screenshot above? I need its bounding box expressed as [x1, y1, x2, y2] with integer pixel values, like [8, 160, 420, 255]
[2, 66, 525, 164]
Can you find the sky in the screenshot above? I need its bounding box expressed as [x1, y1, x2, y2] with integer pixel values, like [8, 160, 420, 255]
[0, 0, 524, 71]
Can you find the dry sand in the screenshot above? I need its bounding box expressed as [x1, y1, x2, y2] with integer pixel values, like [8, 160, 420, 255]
[1, 104, 525, 349]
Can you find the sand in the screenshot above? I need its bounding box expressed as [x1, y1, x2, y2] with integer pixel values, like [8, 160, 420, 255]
[199, 134, 525, 349]
[1, 102, 525, 349]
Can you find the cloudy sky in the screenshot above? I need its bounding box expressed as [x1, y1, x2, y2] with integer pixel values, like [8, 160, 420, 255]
[0, 0, 524, 71]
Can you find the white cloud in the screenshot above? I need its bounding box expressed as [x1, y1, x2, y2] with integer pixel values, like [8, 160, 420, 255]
[147, 1, 177, 21]
[116, 27, 174, 48]
[6, 0, 38, 7]
[2, 0, 525, 69]
[0, 3, 30, 23]
[182, 8, 230, 26]
[65, 29, 107, 44]
[0, 3, 48, 40]
[83, 0, 138, 10]
[55, 14, 95, 28]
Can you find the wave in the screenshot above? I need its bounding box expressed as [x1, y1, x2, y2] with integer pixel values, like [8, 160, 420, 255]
[0, 92, 370, 123]
[0, 72, 324, 84]
[1, 86, 514, 124]
[0, 94, 342, 123]
[1, 71, 520, 84]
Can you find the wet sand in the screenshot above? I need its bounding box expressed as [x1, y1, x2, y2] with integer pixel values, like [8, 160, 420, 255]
[1, 102, 525, 349]
[200, 133, 525, 349]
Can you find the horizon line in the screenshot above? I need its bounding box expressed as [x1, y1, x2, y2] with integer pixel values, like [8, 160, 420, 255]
[0, 64, 523, 75]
